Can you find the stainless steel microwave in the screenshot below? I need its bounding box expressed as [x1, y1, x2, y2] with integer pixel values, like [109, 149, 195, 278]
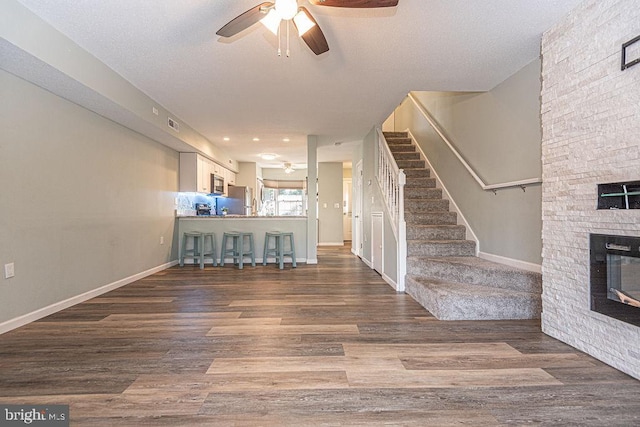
[211, 174, 224, 195]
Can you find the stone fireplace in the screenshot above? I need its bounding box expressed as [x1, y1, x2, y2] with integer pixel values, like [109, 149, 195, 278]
[541, 0, 640, 380]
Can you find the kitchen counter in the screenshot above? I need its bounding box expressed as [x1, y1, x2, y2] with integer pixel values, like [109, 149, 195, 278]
[178, 215, 307, 219]
[177, 216, 308, 264]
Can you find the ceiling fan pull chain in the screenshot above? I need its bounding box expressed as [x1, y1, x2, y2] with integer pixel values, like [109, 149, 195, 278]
[286, 20, 291, 58]
[277, 19, 282, 57]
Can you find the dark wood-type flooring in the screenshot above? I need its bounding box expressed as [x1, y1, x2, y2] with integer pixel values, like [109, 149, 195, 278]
[1, 246, 639, 426]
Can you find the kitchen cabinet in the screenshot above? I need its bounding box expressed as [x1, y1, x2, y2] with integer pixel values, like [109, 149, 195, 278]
[223, 168, 237, 194]
[180, 152, 236, 195]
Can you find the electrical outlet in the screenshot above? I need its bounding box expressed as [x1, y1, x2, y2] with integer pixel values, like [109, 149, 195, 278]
[4, 263, 15, 279]
[152, 107, 159, 116]
[334, 203, 340, 209]
[160, 236, 164, 245]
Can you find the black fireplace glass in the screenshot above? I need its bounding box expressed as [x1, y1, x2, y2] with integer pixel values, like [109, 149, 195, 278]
[590, 233, 640, 326]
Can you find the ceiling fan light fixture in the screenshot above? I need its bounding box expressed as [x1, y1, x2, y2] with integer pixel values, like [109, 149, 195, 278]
[283, 162, 294, 173]
[274, 0, 298, 20]
[261, 9, 281, 35]
[293, 10, 316, 36]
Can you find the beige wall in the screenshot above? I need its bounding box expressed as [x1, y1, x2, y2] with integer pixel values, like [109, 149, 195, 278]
[394, 59, 543, 267]
[1, 0, 236, 171]
[541, 0, 640, 379]
[0, 70, 179, 327]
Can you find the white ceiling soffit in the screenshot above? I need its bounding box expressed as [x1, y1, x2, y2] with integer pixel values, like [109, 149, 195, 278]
[15, 0, 582, 164]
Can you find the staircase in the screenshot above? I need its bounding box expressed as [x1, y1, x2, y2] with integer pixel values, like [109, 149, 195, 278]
[383, 131, 541, 320]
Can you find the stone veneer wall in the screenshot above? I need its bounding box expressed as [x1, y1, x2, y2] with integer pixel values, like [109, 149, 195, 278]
[540, 0, 640, 379]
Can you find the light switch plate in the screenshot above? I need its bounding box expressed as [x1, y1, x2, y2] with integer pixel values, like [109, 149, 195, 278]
[4, 263, 15, 279]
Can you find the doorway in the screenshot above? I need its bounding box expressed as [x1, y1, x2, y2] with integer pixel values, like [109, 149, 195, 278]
[371, 212, 383, 274]
[343, 178, 352, 241]
[354, 160, 363, 257]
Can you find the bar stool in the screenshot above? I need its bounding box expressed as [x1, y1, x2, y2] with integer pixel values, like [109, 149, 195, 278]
[263, 231, 282, 266]
[180, 232, 217, 269]
[221, 231, 255, 269]
[263, 231, 297, 269]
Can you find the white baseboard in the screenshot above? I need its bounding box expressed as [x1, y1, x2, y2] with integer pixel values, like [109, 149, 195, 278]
[381, 272, 399, 291]
[0, 260, 178, 335]
[361, 257, 373, 268]
[306, 258, 318, 265]
[478, 251, 542, 274]
[317, 242, 345, 247]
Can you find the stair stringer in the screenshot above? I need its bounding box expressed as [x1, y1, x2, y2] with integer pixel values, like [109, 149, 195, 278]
[405, 129, 479, 255]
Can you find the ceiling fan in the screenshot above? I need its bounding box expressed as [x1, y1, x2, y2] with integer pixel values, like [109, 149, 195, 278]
[216, 0, 399, 56]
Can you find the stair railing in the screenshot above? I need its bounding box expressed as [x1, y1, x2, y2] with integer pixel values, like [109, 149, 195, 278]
[376, 127, 407, 292]
[407, 93, 542, 191]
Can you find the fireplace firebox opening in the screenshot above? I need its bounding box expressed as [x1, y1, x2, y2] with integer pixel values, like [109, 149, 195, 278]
[590, 233, 640, 326]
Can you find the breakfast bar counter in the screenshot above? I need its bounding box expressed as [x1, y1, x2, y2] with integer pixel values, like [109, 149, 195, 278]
[177, 216, 308, 264]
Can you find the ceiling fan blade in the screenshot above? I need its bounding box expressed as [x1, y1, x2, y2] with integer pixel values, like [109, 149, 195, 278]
[295, 8, 329, 55]
[309, 0, 398, 7]
[216, 2, 274, 37]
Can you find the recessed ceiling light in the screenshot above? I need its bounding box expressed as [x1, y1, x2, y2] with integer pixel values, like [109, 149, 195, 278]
[223, 137, 230, 141]
[283, 138, 290, 142]
[260, 153, 278, 160]
[253, 137, 260, 142]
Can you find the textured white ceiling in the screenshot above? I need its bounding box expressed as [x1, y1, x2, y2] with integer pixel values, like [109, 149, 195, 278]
[16, 0, 582, 166]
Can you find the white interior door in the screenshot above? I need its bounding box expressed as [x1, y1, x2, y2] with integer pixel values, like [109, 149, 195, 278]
[372, 212, 383, 274]
[354, 161, 363, 257]
[343, 179, 352, 241]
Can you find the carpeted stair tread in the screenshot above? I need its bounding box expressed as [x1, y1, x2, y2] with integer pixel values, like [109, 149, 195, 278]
[405, 211, 458, 225]
[406, 188, 442, 199]
[405, 199, 450, 212]
[406, 256, 541, 293]
[393, 152, 421, 160]
[389, 145, 417, 152]
[405, 276, 541, 320]
[407, 239, 476, 257]
[404, 169, 432, 179]
[397, 160, 425, 169]
[406, 225, 466, 240]
[383, 131, 409, 138]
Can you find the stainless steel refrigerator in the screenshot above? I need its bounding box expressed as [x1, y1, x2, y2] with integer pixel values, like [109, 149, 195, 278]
[216, 185, 254, 215]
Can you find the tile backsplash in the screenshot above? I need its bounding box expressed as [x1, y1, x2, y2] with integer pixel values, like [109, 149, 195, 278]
[176, 192, 218, 216]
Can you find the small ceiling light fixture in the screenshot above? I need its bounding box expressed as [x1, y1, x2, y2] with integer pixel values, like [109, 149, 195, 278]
[260, 153, 278, 161]
[223, 137, 230, 141]
[283, 138, 290, 142]
[253, 137, 260, 142]
[283, 162, 294, 174]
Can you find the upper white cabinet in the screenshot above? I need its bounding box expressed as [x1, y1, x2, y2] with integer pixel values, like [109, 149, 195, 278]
[180, 153, 236, 194]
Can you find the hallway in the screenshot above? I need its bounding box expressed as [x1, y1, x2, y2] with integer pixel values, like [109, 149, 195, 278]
[1, 246, 638, 425]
